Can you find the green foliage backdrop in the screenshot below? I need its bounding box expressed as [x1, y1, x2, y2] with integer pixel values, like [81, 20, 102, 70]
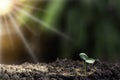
[41, 0, 120, 62]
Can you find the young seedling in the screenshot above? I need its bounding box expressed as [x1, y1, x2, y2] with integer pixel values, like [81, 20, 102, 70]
[79, 53, 95, 76]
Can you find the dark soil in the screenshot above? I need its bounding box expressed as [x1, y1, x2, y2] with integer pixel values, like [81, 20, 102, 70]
[0, 59, 120, 80]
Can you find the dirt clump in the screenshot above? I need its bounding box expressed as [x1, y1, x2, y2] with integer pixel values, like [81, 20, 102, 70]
[0, 59, 120, 80]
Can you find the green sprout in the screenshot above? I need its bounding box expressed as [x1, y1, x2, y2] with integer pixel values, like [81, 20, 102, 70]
[79, 53, 95, 76]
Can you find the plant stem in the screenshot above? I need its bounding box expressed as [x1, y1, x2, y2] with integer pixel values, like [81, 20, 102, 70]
[84, 61, 87, 76]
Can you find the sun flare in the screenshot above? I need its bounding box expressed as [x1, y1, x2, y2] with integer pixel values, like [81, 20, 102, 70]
[0, 0, 41, 63]
[0, 0, 69, 64]
[0, 0, 14, 16]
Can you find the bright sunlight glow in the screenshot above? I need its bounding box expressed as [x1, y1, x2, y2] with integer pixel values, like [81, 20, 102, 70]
[0, 0, 13, 16]
[0, 0, 70, 64]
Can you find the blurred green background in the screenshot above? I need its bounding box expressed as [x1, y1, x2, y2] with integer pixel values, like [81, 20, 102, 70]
[2, 0, 120, 64]
[41, 0, 120, 62]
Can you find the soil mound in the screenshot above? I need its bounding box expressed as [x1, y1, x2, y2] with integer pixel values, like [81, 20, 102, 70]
[0, 59, 120, 80]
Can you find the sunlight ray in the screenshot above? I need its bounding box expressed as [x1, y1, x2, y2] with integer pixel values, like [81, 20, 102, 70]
[12, 10, 38, 36]
[4, 16, 15, 51]
[27, 0, 64, 1]
[8, 13, 38, 63]
[28, 0, 47, 1]
[14, 6, 71, 40]
[22, 4, 46, 12]
[0, 17, 3, 63]
[21, 22, 38, 36]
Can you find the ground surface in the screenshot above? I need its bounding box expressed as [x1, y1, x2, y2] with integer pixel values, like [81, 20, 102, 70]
[0, 59, 120, 80]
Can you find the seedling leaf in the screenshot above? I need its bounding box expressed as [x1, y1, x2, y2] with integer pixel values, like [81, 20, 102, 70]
[79, 53, 95, 76]
[85, 58, 95, 64]
[79, 53, 88, 60]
